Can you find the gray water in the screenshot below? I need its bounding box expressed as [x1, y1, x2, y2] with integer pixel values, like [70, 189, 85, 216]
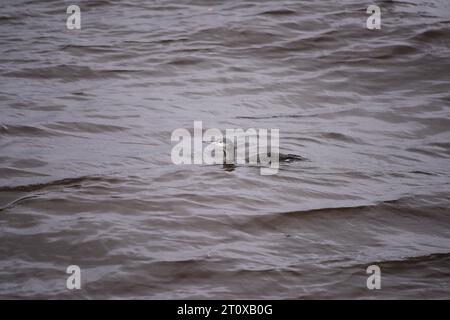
[1, 0, 450, 299]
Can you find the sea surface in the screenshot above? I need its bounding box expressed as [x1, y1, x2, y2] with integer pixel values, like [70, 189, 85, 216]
[1, 0, 450, 299]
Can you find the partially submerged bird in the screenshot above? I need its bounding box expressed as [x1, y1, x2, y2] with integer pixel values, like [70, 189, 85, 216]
[211, 138, 306, 169]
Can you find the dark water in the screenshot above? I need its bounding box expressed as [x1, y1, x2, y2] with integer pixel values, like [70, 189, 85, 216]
[1, 0, 450, 299]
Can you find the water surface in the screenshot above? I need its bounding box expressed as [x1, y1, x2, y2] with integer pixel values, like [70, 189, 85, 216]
[0, 0, 450, 299]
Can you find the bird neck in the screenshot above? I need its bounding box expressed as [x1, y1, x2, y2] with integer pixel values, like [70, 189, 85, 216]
[223, 140, 235, 164]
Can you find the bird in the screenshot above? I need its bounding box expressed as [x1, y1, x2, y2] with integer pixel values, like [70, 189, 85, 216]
[211, 138, 306, 168]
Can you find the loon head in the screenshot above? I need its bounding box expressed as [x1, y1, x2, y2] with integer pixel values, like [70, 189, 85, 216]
[212, 138, 226, 150]
[212, 138, 235, 165]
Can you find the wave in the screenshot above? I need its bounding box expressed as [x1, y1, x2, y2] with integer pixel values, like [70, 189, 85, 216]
[258, 9, 297, 16]
[0, 175, 121, 193]
[2, 65, 138, 81]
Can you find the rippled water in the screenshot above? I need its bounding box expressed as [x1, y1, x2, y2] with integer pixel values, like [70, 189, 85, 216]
[1, 0, 450, 299]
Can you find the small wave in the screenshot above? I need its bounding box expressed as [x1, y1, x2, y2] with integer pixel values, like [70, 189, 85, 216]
[0, 176, 121, 193]
[0, 168, 49, 179]
[44, 121, 128, 134]
[0, 194, 41, 212]
[0, 124, 58, 137]
[411, 28, 450, 43]
[258, 9, 297, 16]
[2, 65, 137, 81]
[0, 15, 22, 25]
[369, 44, 421, 60]
[318, 132, 362, 144]
[349, 252, 450, 271]
[166, 57, 205, 66]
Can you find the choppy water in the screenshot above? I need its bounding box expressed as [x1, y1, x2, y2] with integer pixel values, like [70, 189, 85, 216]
[1, 0, 450, 299]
